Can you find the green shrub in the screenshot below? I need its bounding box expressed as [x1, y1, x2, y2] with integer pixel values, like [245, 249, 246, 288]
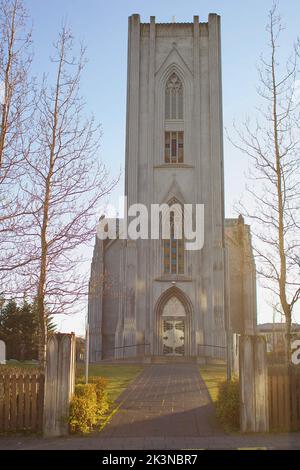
[89, 376, 109, 416]
[215, 378, 240, 431]
[69, 378, 109, 434]
[69, 384, 98, 434]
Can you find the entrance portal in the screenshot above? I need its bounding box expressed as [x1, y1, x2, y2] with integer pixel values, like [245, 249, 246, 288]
[154, 286, 193, 356]
[161, 297, 186, 356]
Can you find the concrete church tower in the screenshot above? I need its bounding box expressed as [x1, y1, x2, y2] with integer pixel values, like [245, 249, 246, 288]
[88, 14, 257, 362]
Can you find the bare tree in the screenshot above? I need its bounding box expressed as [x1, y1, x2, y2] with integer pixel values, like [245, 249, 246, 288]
[0, 0, 34, 281]
[229, 3, 300, 363]
[21, 26, 118, 368]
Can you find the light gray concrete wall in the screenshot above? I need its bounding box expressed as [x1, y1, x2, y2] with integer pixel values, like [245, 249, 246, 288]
[88, 237, 104, 362]
[102, 241, 123, 358]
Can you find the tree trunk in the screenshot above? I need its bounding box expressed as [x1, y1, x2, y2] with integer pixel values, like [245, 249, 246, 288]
[285, 307, 292, 365]
[271, 22, 291, 366]
[36, 37, 61, 371]
[0, 1, 16, 169]
[37, 268, 47, 370]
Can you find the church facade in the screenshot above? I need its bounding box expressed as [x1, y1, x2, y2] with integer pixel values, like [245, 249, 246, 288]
[88, 14, 257, 362]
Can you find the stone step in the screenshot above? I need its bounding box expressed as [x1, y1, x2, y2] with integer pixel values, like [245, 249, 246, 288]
[149, 355, 198, 364]
[97, 355, 203, 365]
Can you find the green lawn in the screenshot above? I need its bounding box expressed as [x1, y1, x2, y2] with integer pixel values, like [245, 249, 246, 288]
[199, 364, 227, 403]
[2, 362, 143, 405]
[76, 364, 144, 404]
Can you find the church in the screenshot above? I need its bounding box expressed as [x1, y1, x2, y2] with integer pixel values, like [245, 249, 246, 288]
[88, 14, 257, 363]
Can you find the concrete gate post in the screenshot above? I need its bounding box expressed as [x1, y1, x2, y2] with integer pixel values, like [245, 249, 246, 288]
[43, 333, 76, 437]
[239, 335, 269, 432]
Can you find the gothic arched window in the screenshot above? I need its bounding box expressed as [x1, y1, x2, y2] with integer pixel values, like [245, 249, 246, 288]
[164, 73, 184, 163]
[163, 201, 184, 275]
[165, 73, 183, 120]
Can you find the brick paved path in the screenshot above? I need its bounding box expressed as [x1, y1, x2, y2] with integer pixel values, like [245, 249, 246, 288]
[100, 364, 222, 438]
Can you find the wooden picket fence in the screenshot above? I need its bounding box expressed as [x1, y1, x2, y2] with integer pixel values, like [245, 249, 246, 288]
[268, 366, 300, 431]
[0, 372, 44, 433]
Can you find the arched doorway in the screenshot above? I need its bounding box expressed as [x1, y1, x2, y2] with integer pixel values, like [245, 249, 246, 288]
[154, 287, 193, 356]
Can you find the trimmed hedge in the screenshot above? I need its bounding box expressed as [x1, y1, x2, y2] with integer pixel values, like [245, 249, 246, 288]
[69, 377, 109, 434]
[215, 378, 240, 431]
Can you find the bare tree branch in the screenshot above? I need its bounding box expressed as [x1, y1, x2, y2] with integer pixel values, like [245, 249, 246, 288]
[229, 2, 300, 363]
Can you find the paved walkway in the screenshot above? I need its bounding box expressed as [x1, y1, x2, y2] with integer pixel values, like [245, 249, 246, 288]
[1, 364, 300, 449]
[100, 364, 221, 438]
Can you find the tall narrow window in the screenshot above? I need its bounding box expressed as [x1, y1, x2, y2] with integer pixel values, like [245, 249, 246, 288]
[164, 73, 184, 164]
[165, 131, 184, 163]
[165, 73, 183, 120]
[163, 205, 184, 275]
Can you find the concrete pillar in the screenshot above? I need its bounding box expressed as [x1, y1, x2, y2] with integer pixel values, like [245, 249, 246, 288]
[147, 16, 156, 357]
[119, 14, 141, 357]
[125, 13, 140, 205]
[0, 340, 6, 364]
[254, 336, 269, 431]
[239, 335, 269, 432]
[43, 333, 76, 437]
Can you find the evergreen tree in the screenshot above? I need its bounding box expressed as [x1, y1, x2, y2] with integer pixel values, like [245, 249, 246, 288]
[0, 298, 56, 360]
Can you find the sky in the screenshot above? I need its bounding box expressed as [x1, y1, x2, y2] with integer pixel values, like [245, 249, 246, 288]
[23, 0, 300, 335]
